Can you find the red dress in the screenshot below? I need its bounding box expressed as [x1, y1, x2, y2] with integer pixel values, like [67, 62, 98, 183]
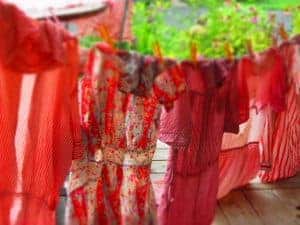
[158, 60, 249, 225]
[218, 48, 287, 198]
[67, 43, 185, 225]
[0, 2, 81, 225]
[259, 42, 300, 182]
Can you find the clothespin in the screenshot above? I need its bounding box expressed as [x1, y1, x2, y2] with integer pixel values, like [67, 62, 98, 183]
[153, 40, 163, 62]
[246, 39, 254, 57]
[271, 34, 278, 47]
[190, 41, 198, 64]
[97, 24, 115, 48]
[224, 42, 234, 61]
[278, 23, 289, 41]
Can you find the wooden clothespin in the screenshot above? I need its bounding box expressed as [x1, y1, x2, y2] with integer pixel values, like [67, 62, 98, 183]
[246, 39, 254, 57]
[278, 23, 289, 41]
[190, 41, 198, 64]
[97, 24, 115, 48]
[224, 42, 234, 61]
[271, 34, 278, 47]
[153, 40, 164, 62]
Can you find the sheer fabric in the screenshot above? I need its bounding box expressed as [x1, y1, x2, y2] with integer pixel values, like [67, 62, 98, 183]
[259, 43, 300, 182]
[158, 60, 249, 225]
[218, 43, 299, 198]
[67, 43, 185, 225]
[0, 2, 81, 225]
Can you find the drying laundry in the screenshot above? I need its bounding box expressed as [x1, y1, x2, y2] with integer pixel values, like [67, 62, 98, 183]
[66, 43, 185, 225]
[158, 59, 249, 225]
[0, 2, 81, 225]
[218, 47, 287, 198]
[259, 41, 300, 182]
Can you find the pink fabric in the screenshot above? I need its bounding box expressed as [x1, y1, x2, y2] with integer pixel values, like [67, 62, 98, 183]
[259, 43, 300, 182]
[218, 143, 260, 198]
[158, 60, 249, 225]
[0, 2, 81, 225]
[217, 47, 288, 198]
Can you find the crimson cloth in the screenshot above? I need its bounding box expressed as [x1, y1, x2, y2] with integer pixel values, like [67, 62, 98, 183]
[0, 2, 81, 225]
[67, 43, 186, 225]
[158, 60, 249, 225]
[218, 44, 300, 198]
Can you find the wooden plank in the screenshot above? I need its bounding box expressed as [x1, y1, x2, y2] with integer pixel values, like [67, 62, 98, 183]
[218, 191, 264, 225]
[151, 161, 167, 174]
[272, 189, 300, 219]
[243, 189, 299, 225]
[212, 203, 230, 225]
[244, 174, 300, 190]
[153, 148, 170, 161]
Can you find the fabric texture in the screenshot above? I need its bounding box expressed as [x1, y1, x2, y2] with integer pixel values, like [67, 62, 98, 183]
[0, 2, 81, 225]
[217, 47, 288, 198]
[259, 43, 300, 182]
[158, 60, 249, 225]
[66, 43, 185, 225]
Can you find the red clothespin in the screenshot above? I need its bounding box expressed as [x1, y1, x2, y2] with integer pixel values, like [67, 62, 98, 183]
[224, 42, 234, 61]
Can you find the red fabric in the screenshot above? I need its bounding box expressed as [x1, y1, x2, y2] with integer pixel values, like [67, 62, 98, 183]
[67, 44, 185, 225]
[0, 2, 81, 225]
[158, 60, 249, 225]
[218, 143, 260, 198]
[259, 43, 300, 182]
[241, 49, 287, 112]
[217, 48, 289, 198]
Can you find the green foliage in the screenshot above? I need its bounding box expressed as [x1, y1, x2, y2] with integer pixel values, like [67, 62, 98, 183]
[80, 1, 299, 59]
[182, 0, 223, 8]
[131, 1, 192, 59]
[80, 35, 101, 48]
[291, 8, 300, 35]
[191, 5, 275, 58]
[131, 2, 276, 58]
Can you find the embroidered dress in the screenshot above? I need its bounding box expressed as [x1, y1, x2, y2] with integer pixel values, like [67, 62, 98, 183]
[158, 60, 249, 225]
[0, 2, 81, 225]
[67, 43, 185, 225]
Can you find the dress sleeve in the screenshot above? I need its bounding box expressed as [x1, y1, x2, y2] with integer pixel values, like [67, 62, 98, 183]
[224, 62, 249, 134]
[158, 63, 191, 147]
[68, 41, 84, 160]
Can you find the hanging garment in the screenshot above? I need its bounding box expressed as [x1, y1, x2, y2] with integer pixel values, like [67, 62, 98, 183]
[158, 59, 249, 225]
[259, 42, 300, 182]
[218, 47, 287, 198]
[66, 43, 185, 225]
[0, 2, 81, 225]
